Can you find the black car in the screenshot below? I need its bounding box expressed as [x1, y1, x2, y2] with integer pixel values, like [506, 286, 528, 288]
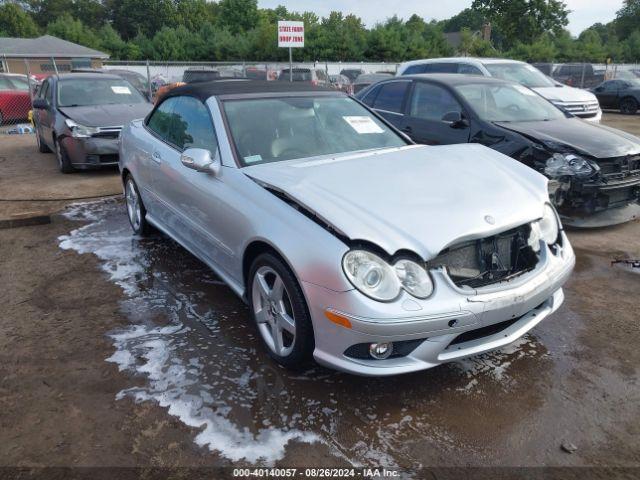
[182, 68, 221, 83]
[592, 79, 640, 115]
[356, 74, 640, 227]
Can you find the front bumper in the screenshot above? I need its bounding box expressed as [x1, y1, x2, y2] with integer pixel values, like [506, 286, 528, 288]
[304, 234, 575, 376]
[579, 109, 602, 123]
[60, 135, 119, 168]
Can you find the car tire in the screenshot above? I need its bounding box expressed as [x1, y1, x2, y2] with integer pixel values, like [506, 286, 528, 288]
[124, 175, 150, 236]
[54, 138, 75, 173]
[36, 130, 51, 153]
[620, 97, 638, 115]
[248, 253, 315, 369]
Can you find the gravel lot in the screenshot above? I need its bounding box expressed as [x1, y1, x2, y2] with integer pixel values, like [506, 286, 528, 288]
[1, 113, 639, 476]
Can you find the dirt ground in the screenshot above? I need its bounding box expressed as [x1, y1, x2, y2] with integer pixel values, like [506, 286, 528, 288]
[1, 115, 640, 478]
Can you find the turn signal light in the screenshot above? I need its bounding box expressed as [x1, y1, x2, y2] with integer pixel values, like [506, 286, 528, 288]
[324, 310, 352, 329]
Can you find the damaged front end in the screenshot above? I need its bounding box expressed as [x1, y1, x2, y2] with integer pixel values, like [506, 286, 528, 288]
[525, 145, 640, 227]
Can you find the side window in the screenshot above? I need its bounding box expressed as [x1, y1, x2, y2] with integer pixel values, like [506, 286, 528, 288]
[372, 81, 409, 113]
[0, 77, 12, 89]
[146, 97, 181, 144]
[360, 84, 381, 107]
[409, 82, 462, 121]
[423, 63, 458, 73]
[458, 64, 483, 75]
[603, 81, 620, 92]
[169, 96, 218, 153]
[403, 64, 427, 75]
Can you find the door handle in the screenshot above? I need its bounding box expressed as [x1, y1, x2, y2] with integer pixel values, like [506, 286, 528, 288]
[151, 151, 162, 164]
[402, 126, 413, 134]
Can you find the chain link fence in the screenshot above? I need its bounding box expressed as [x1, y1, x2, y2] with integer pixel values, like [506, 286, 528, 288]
[2, 57, 640, 135]
[532, 62, 640, 89]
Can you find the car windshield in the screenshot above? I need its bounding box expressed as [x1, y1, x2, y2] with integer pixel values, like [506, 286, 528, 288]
[223, 95, 407, 165]
[278, 69, 312, 81]
[455, 83, 565, 122]
[484, 63, 555, 88]
[58, 78, 146, 107]
[9, 76, 30, 91]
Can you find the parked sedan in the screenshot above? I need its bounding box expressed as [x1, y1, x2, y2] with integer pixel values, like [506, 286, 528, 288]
[592, 79, 640, 115]
[32, 73, 152, 172]
[357, 74, 640, 227]
[119, 80, 574, 376]
[0, 73, 32, 124]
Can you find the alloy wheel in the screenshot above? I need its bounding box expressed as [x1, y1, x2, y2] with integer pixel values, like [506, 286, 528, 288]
[125, 179, 142, 231]
[251, 266, 297, 357]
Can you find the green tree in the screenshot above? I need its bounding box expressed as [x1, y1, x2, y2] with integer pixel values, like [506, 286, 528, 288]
[108, 0, 178, 40]
[441, 8, 485, 33]
[615, 0, 640, 39]
[27, 0, 106, 30]
[509, 33, 557, 62]
[216, 0, 258, 34]
[574, 29, 607, 62]
[0, 2, 40, 37]
[472, 0, 568, 48]
[46, 13, 100, 48]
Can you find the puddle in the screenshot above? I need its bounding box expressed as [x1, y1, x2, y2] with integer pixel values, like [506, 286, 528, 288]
[58, 199, 555, 467]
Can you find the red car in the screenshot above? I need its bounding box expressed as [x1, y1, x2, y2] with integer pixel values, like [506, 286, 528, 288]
[0, 74, 32, 124]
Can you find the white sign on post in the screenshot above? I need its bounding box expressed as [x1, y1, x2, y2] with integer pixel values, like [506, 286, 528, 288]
[278, 21, 305, 48]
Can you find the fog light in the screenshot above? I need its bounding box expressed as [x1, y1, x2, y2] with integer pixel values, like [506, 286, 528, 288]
[369, 342, 393, 360]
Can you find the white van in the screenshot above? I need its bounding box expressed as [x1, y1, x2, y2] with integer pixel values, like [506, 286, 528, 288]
[396, 58, 602, 122]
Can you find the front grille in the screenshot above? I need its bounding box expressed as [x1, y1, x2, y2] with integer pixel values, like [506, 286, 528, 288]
[447, 317, 521, 347]
[555, 101, 599, 117]
[597, 155, 640, 181]
[426, 224, 538, 289]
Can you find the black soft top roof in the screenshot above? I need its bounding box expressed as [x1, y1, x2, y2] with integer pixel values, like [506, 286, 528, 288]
[163, 79, 336, 101]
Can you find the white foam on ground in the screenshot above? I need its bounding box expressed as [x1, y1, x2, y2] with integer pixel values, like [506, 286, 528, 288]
[59, 200, 320, 464]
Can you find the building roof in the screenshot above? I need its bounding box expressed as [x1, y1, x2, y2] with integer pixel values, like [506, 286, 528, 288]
[164, 79, 336, 102]
[0, 35, 109, 59]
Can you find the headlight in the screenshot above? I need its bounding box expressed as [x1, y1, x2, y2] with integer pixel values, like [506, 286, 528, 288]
[65, 118, 99, 138]
[544, 153, 597, 178]
[539, 204, 560, 245]
[343, 250, 400, 301]
[394, 259, 433, 299]
[343, 250, 433, 301]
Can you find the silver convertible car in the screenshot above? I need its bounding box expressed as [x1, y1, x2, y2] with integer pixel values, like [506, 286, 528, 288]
[119, 81, 575, 376]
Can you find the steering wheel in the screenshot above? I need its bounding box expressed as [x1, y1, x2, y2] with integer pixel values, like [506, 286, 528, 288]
[506, 104, 522, 113]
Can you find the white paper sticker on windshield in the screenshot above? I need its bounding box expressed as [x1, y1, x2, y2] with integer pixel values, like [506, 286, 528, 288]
[343, 116, 384, 134]
[111, 86, 131, 94]
[244, 154, 262, 164]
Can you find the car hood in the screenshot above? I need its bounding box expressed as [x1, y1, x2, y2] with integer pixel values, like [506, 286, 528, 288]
[532, 85, 597, 103]
[243, 144, 548, 260]
[58, 103, 152, 127]
[494, 118, 640, 158]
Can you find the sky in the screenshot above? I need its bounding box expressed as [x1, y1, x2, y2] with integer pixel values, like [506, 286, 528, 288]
[258, 0, 624, 36]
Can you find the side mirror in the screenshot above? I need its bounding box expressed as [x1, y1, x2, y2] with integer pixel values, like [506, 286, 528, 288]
[594, 86, 604, 92]
[180, 147, 221, 175]
[32, 98, 48, 109]
[441, 111, 468, 128]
